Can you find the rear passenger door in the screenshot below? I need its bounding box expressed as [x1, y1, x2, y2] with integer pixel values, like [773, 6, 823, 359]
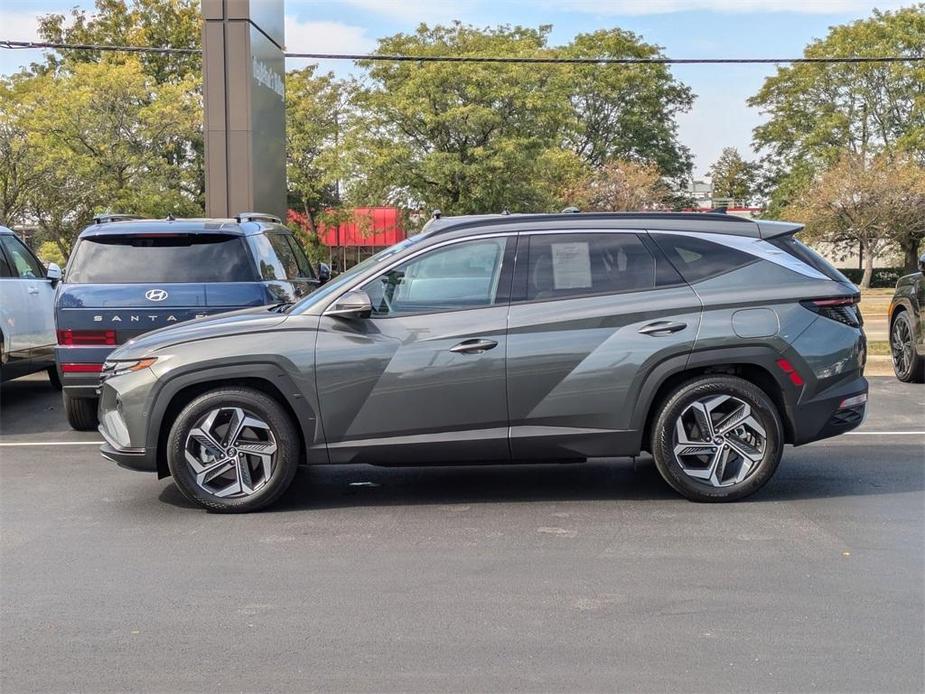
[506, 230, 701, 460]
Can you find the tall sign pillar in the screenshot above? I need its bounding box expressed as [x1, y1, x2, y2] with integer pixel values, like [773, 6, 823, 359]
[202, 0, 286, 221]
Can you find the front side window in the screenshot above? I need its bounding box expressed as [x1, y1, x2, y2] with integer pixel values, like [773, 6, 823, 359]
[363, 237, 508, 316]
[285, 235, 316, 279]
[265, 233, 301, 280]
[0, 236, 44, 279]
[65, 234, 256, 283]
[525, 233, 655, 301]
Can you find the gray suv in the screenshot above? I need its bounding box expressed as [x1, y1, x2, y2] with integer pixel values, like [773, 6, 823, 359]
[98, 212, 868, 512]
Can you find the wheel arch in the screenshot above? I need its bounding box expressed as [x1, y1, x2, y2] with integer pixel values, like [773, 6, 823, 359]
[633, 347, 796, 451]
[145, 362, 319, 479]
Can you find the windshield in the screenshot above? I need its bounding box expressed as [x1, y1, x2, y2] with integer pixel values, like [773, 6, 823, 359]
[289, 235, 426, 313]
[67, 234, 257, 284]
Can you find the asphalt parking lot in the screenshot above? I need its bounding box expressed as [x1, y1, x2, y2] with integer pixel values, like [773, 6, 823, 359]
[1, 374, 923, 693]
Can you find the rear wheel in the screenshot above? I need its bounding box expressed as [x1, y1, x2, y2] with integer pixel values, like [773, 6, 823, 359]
[651, 375, 783, 502]
[63, 393, 98, 431]
[891, 311, 924, 383]
[166, 387, 300, 513]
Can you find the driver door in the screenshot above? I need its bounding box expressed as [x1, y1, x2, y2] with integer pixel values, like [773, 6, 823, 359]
[314, 235, 515, 464]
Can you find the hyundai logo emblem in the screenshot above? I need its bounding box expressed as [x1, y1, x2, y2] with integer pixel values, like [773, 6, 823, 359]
[145, 288, 169, 302]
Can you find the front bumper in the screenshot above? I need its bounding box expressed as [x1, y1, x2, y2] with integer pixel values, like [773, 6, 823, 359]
[99, 428, 156, 472]
[97, 366, 159, 473]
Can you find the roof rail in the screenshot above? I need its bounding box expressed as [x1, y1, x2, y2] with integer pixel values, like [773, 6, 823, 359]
[93, 213, 144, 225]
[234, 212, 282, 224]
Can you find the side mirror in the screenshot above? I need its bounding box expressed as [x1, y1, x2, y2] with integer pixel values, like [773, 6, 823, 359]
[326, 289, 372, 319]
[46, 263, 62, 287]
[919, 253, 925, 276]
[318, 262, 331, 285]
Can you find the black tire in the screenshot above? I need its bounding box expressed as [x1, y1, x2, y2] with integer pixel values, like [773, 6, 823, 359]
[166, 387, 300, 513]
[891, 311, 924, 383]
[64, 393, 99, 431]
[48, 366, 62, 391]
[650, 375, 784, 503]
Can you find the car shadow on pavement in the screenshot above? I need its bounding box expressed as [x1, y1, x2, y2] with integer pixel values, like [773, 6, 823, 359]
[156, 443, 924, 512]
[0, 375, 64, 437]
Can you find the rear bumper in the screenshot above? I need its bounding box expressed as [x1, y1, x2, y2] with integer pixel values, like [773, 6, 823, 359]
[790, 375, 868, 445]
[56, 345, 116, 397]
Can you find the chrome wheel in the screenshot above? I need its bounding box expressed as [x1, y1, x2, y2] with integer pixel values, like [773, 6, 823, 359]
[891, 316, 913, 378]
[673, 394, 767, 488]
[184, 407, 278, 498]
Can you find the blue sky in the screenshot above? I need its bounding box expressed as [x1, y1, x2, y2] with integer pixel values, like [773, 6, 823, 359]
[0, 0, 910, 174]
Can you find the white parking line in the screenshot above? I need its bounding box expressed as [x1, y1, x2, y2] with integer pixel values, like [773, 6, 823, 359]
[845, 431, 925, 436]
[0, 441, 103, 446]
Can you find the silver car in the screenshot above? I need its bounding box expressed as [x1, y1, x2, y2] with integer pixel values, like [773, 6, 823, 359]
[97, 212, 869, 512]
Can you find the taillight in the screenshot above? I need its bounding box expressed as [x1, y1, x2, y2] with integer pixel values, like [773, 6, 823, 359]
[776, 358, 805, 386]
[57, 329, 116, 346]
[61, 363, 103, 373]
[800, 296, 861, 328]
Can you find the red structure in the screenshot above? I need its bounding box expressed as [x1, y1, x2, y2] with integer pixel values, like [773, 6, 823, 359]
[289, 207, 407, 247]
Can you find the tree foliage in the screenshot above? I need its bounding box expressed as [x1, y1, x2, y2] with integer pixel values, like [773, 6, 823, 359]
[561, 160, 674, 212]
[749, 5, 925, 221]
[346, 22, 693, 217]
[784, 153, 925, 287]
[708, 147, 757, 206]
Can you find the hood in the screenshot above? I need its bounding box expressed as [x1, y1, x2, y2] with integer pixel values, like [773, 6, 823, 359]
[111, 305, 288, 359]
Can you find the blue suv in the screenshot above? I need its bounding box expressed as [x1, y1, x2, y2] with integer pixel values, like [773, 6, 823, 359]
[55, 213, 327, 429]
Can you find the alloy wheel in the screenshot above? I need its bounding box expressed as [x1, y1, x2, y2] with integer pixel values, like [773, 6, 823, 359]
[672, 394, 767, 488]
[184, 407, 278, 498]
[891, 317, 913, 378]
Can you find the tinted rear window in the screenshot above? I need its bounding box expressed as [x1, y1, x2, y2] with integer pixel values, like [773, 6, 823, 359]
[650, 233, 757, 283]
[768, 235, 852, 284]
[66, 235, 257, 284]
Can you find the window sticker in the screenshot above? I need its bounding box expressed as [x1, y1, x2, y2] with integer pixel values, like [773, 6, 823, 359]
[551, 241, 592, 289]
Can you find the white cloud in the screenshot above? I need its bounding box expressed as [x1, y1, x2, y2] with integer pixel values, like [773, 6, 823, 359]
[540, 0, 908, 15]
[284, 17, 376, 73]
[333, 0, 478, 25]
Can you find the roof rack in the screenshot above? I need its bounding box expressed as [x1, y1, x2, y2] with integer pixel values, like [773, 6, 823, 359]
[235, 212, 281, 224]
[93, 213, 144, 225]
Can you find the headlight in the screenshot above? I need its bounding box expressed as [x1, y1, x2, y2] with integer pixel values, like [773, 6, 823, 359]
[102, 357, 158, 379]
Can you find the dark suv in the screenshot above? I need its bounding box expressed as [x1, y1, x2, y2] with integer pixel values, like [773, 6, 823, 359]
[889, 252, 925, 382]
[56, 213, 326, 429]
[97, 212, 868, 512]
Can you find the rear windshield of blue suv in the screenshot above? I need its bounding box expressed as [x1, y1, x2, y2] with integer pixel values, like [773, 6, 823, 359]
[66, 234, 257, 283]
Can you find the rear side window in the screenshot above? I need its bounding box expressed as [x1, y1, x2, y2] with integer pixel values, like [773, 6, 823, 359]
[650, 233, 756, 283]
[768, 235, 852, 284]
[285, 235, 316, 279]
[66, 234, 257, 284]
[525, 233, 655, 301]
[0, 240, 12, 277]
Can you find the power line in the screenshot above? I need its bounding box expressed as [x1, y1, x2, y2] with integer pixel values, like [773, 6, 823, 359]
[2, 39, 924, 64]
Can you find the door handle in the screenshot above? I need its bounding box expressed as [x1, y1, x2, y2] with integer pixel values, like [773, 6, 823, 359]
[450, 339, 498, 354]
[638, 321, 687, 336]
[27, 286, 39, 295]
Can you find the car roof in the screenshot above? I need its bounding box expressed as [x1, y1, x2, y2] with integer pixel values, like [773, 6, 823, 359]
[421, 212, 802, 240]
[77, 217, 289, 239]
[0, 225, 16, 235]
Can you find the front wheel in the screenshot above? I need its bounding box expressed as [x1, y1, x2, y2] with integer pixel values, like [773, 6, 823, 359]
[64, 393, 99, 431]
[166, 387, 300, 513]
[891, 312, 924, 383]
[651, 375, 784, 502]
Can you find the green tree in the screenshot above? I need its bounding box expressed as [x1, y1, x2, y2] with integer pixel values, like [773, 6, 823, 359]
[556, 29, 694, 182]
[749, 4, 925, 253]
[20, 60, 201, 254]
[36, 0, 201, 85]
[708, 147, 758, 206]
[346, 22, 693, 217]
[286, 66, 351, 234]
